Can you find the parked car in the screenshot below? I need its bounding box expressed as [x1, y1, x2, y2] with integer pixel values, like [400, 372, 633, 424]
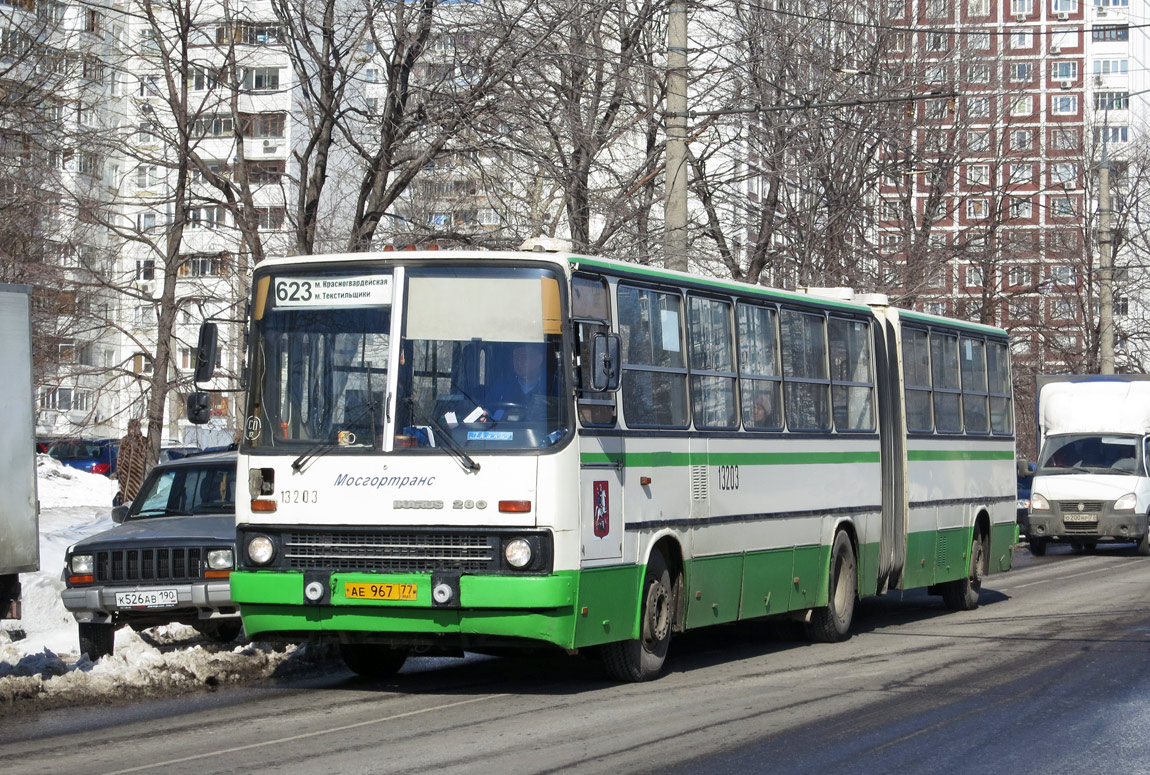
[47, 439, 118, 476]
[1018, 460, 1036, 533]
[61, 451, 241, 659]
[159, 445, 202, 463]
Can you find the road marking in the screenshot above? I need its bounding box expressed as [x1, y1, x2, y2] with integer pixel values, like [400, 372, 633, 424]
[100, 693, 510, 775]
[999, 559, 1144, 591]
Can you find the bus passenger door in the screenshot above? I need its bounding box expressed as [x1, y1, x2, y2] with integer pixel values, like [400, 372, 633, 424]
[580, 435, 624, 562]
[875, 315, 907, 592]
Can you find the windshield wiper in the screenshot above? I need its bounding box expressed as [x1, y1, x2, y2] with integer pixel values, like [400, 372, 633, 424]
[132, 508, 194, 517]
[408, 398, 480, 473]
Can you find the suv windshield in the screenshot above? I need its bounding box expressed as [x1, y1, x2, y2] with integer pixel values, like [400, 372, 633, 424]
[245, 264, 569, 453]
[131, 464, 237, 517]
[1037, 433, 1146, 476]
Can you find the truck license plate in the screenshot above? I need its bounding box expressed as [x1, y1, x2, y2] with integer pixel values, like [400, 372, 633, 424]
[1063, 513, 1097, 523]
[115, 588, 178, 608]
[344, 582, 418, 601]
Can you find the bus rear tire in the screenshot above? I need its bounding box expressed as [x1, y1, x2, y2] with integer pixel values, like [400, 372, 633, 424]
[805, 530, 856, 643]
[339, 643, 409, 678]
[601, 550, 673, 682]
[941, 533, 986, 612]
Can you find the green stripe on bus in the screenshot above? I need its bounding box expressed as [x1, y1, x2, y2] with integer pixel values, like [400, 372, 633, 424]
[581, 450, 881, 466]
[907, 450, 1015, 461]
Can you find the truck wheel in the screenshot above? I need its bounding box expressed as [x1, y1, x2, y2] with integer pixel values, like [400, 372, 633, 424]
[601, 549, 674, 682]
[1028, 537, 1047, 556]
[1137, 531, 1150, 556]
[78, 622, 116, 660]
[339, 643, 408, 678]
[805, 530, 857, 643]
[941, 533, 986, 612]
[195, 620, 243, 643]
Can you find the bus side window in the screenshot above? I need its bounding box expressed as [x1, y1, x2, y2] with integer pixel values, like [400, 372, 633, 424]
[779, 308, 831, 431]
[930, 332, 962, 433]
[828, 317, 875, 431]
[572, 275, 616, 427]
[902, 327, 933, 433]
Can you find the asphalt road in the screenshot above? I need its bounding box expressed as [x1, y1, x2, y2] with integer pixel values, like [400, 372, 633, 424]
[4, 542, 1150, 775]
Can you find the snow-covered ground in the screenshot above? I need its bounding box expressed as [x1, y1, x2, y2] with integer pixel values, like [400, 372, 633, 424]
[0, 457, 324, 712]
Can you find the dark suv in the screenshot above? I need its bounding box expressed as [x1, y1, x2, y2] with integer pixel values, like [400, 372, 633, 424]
[61, 452, 240, 659]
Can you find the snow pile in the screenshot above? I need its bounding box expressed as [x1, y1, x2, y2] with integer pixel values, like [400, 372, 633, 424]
[0, 456, 326, 712]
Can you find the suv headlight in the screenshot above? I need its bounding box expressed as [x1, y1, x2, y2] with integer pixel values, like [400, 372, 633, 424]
[1114, 493, 1138, 512]
[206, 548, 234, 570]
[70, 554, 94, 574]
[1030, 493, 1050, 511]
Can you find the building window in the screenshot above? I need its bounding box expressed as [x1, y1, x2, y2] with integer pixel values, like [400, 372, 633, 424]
[1010, 95, 1032, 116]
[1094, 60, 1129, 76]
[967, 96, 989, 118]
[1095, 92, 1129, 111]
[1051, 95, 1078, 115]
[1011, 0, 1034, 13]
[968, 130, 991, 152]
[1051, 30, 1077, 48]
[1093, 25, 1129, 42]
[1050, 196, 1076, 216]
[1010, 198, 1033, 219]
[925, 65, 946, 84]
[137, 212, 157, 231]
[135, 165, 160, 188]
[1051, 128, 1080, 149]
[136, 258, 154, 280]
[967, 164, 990, 186]
[1007, 265, 1032, 286]
[178, 253, 230, 277]
[1052, 0, 1077, 10]
[186, 205, 226, 229]
[967, 199, 990, 219]
[1052, 61, 1078, 80]
[969, 31, 991, 50]
[967, 64, 990, 83]
[1095, 126, 1128, 144]
[965, 265, 985, 286]
[243, 67, 280, 91]
[192, 115, 233, 137]
[245, 160, 285, 184]
[1051, 163, 1077, 185]
[1010, 62, 1034, 82]
[256, 207, 285, 229]
[1050, 265, 1076, 284]
[1010, 30, 1033, 48]
[968, 0, 990, 13]
[1008, 164, 1033, 185]
[477, 208, 500, 226]
[927, 32, 948, 51]
[241, 112, 285, 138]
[1095, 0, 1129, 6]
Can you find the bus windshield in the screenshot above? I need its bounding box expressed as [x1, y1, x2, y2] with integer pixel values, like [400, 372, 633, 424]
[245, 264, 569, 453]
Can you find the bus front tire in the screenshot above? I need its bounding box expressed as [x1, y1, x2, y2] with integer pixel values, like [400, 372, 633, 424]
[339, 643, 409, 678]
[941, 533, 986, 612]
[1028, 538, 1047, 556]
[78, 622, 116, 660]
[601, 550, 673, 682]
[805, 530, 856, 643]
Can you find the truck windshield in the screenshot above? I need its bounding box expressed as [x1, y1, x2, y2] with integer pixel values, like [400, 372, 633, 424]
[245, 264, 569, 453]
[1037, 433, 1145, 476]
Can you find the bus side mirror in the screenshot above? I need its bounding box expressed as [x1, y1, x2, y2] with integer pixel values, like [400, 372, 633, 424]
[194, 323, 218, 383]
[187, 391, 212, 425]
[591, 333, 621, 392]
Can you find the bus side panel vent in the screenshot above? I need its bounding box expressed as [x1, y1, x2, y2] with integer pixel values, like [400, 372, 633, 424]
[691, 465, 708, 501]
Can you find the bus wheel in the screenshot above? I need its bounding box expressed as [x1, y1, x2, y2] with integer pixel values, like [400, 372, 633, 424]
[602, 550, 673, 682]
[942, 533, 986, 612]
[806, 530, 856, 643]
[339, 643, 409, 678]
[1028, 537, 1047, 556]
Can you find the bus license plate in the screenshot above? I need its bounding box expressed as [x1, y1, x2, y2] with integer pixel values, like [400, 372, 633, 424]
[115, 589, 178, 608]
[344, 582, 418, 601]
[1063, 513, 1097, 523]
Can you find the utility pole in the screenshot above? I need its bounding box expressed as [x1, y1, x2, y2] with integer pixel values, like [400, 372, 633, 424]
[1099, 138, 1115, 374]
[665, 0, 688, 273]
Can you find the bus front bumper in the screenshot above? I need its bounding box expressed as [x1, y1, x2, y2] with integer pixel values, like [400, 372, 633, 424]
[230, 570, 579, 648]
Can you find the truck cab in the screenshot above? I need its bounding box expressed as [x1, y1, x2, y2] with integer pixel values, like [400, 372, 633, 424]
[1028, 377, 1150, 556]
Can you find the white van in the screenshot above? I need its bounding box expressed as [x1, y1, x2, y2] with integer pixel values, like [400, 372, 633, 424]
[1027, 376, 1150, 556]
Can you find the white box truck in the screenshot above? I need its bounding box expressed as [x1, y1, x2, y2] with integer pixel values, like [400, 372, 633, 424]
[1027, 375, 1150, 556]
[0, 284, 39, 618]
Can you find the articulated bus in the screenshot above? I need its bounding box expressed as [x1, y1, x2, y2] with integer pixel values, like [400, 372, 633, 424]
[189, 247, 1017, 681]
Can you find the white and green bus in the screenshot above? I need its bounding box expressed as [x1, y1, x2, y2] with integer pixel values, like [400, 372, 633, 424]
[189, 247, 1017, 681]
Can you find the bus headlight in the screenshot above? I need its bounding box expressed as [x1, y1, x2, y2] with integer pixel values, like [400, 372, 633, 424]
[504, 538, 533, 569]
[70, 554, 94, 575]
[207, 549, 235, 570]
[247, 536, 276, 565]
[1030, 493, 1050, 511]
[1114, 493, 1138, 512]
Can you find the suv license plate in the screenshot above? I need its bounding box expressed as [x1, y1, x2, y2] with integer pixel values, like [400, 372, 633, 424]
[115, 589, 179, 608]
[1063, 513, 1097, 523]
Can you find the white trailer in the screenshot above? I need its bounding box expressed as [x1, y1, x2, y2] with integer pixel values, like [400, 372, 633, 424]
[0, 284, 39, 618]
[1028, 375, 1150, 555]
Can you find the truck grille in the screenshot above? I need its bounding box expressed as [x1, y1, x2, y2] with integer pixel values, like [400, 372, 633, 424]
[284, 531, 495, 573]
[1058, 501, 1103, 513]
[95, 547, 204, 583]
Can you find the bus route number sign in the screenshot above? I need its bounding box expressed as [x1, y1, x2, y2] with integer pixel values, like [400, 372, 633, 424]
[274, 275, 393, 308]
[344, 582, 418, 601]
